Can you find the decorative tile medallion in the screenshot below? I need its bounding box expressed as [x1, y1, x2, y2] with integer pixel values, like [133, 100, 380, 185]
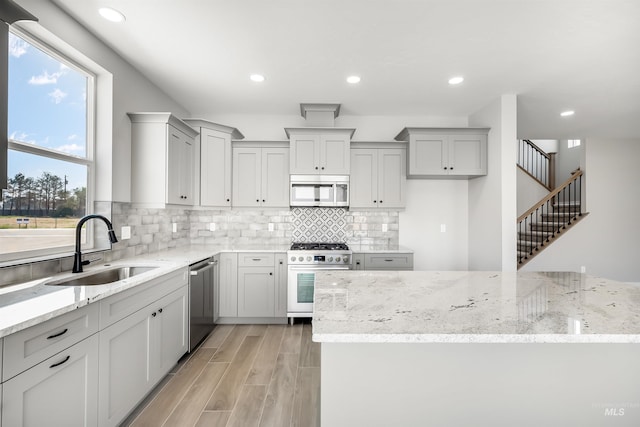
[291, 207, 347, 242]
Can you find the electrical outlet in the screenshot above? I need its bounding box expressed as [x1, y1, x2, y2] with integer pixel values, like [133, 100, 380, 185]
[268, 223, 274, 232]
[440, 224, 446, 233]
[382, 223, 388, 232]
[580, 266, 586, 273]
[209, 223, 216, 232]
[172, 222, 177, 233]
[121, 226, 131, 240]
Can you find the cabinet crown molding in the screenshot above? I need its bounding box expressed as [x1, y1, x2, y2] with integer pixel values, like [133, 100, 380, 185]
[183, 118, 244, 140]
[127, 112, 199, 138]
[394, 127, 490, 141]
[284, 127, 356, 138]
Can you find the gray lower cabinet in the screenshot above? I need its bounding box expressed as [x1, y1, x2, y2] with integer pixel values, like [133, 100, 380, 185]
[2, 334, 99, 427]
[218, 252, 239, 317]
[218, 252, 288, 322]
[98, 285, 188, 427]
[352, 252, 414, 271]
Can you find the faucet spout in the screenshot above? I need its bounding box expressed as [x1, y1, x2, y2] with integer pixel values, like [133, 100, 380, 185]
[72, 214, 118, 273]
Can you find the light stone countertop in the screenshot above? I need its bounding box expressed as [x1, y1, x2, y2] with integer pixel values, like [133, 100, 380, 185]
[0, 243, 291, 338]
[347, 244, 413, 253]
[312, 270, 640, 344]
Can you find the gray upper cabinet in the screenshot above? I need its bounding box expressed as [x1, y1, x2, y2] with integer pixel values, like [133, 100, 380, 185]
[128, 113, 199, 206]
[286, 128, 355, 175]
[183, 119, 244, 208]
[395, 128, 489, 178]
[350, 143, 406, 209]
[232, 143, 289, 208]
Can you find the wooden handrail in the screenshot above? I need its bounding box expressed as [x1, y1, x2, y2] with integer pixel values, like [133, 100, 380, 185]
[522, 139, 551, 160]
[517, 169, 583, 222]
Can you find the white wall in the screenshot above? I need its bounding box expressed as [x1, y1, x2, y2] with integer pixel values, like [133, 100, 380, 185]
[556, 139, 584, 183]
[530, 139, 558, 154]
[17, 0, 190, 202]
[399, 180, 469, 270]
[468, 95, 518, 271]
[517, 168, 549, 216]
[521, 138, 640, 282]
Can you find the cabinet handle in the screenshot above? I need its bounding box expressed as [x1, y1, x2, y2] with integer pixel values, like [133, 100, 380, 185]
[356, 261, 361, 265]
[159, 308, 163, 313]
[269, 272, 273, 276]
[384, 259, 394, 262]
[373, 200, 377, 203]
[47, 328, 68, 339]
[256, 199, 260, 202]
[262, 199, 265, 202]
[321, 166, 325, 170]
[379, 200, 383, 203]
[50, 355, 70, 369]
[315, 166, 319, 170]
[279, 260, 283, 265]
[252, 258, 261, 261]
[444, 167, 448, 170]
[152, 312, 157, 317]
[226, 198, 230, 202]
[450, 167, 454, 170]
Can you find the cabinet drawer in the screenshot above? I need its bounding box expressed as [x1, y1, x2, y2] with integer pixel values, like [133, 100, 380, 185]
[238, 253, 275, 267]
[99, 267, 188, 329]
[364, 253, 414, 270]
[3, 303, 99, 381]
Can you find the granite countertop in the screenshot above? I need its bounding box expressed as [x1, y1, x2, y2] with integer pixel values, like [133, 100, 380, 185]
[0, 243, 292, 338]
[312, 270, 640, 344]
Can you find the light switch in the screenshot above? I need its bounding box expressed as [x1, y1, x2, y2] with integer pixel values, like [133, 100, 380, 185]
[121, 226, 131, 240]
[268, 223, 275, 232]
[209, 223, 216, 231]
[440, 224, 446, 233]
[382, 223, 388, 232]
[172, 222, 177, 233]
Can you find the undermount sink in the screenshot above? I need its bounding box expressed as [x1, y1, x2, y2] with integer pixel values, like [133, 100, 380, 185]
[46, 266, 158, 287]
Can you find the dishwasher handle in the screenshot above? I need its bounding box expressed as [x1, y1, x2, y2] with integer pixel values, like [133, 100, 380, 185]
[190, 260, 217, 276]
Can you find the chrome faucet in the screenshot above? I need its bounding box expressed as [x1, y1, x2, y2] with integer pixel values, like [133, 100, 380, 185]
[72, 214, 118, 273]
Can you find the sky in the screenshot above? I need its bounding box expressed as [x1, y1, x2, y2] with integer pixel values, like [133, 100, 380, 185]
[7, 32, 88, 192]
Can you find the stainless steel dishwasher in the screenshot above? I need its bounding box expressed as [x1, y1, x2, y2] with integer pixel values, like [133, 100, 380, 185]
[189, 257, 217, 351]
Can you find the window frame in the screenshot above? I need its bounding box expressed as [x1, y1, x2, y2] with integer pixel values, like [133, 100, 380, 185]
[1, 26, 97, 262]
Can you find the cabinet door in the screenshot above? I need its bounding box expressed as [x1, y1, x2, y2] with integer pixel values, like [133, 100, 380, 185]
[2, 334, 99, 427]
[448, 134, 487, 176]
[350, 149, 377, 208]
[377, 148, 406, 208]
[151, 286, 188, 381]
[232, 147, 261, 207]
[409, 134, 447, 175]
[167, 126, 194, 205]
[98, 308, 152, 427]
[320, 134, 350, 174]
[200, 128, 232, 207]
[274, 253, 288, 317]
[218, 252, 239, 318]
[290, 134, 319, 174]
[237, 267, 275, 317]
[261, 147, 290, 207]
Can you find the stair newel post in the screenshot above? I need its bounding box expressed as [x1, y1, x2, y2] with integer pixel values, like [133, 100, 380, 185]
[548, 153, 556, 190]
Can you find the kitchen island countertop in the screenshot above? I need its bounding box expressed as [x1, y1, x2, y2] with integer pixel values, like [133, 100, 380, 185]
[312, 270, 640, 344]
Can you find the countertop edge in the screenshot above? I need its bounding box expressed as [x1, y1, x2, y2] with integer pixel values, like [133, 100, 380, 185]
[312, 333, 640, 344]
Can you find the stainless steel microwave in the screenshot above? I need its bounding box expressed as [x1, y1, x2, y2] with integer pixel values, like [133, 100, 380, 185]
[290, 175, 349, 207]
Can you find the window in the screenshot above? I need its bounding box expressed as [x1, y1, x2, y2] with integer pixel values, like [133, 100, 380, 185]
[567, 139, 581, 148]
[1, 29, 95, 261]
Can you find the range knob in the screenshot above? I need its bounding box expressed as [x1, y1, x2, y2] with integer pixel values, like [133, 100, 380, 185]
[290, 256, 296, 262]
[343, 256, 349, 263]
[307, 256, 312, 262]
[335, 256, 341, 262]
[328, 256, 333, 262]
[298, 256, 303, 262]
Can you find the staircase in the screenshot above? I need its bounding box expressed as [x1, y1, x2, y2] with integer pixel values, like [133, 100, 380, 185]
[517, 163, 587, 268]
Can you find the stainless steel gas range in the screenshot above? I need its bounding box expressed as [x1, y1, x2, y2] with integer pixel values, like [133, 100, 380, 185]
[287, 242, 352, 319]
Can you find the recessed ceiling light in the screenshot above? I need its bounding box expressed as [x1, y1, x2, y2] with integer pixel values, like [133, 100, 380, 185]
[346, 75, 361, 84]
[448, 76, 464, 85]
[560, 110, 575, 117]
[250, 74, 265, 82]
[98, 7, 126, 23]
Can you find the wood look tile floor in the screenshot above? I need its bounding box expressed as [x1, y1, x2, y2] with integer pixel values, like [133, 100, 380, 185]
[122, 322, 321, 427]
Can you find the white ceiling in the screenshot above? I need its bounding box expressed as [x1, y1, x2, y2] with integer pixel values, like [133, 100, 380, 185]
[52, 0, 640, 139]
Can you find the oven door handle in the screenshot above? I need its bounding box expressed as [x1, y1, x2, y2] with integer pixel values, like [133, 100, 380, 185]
[289, 266, 351, 271]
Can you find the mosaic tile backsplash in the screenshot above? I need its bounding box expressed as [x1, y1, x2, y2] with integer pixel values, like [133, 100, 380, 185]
[291, 208, 347, 242]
